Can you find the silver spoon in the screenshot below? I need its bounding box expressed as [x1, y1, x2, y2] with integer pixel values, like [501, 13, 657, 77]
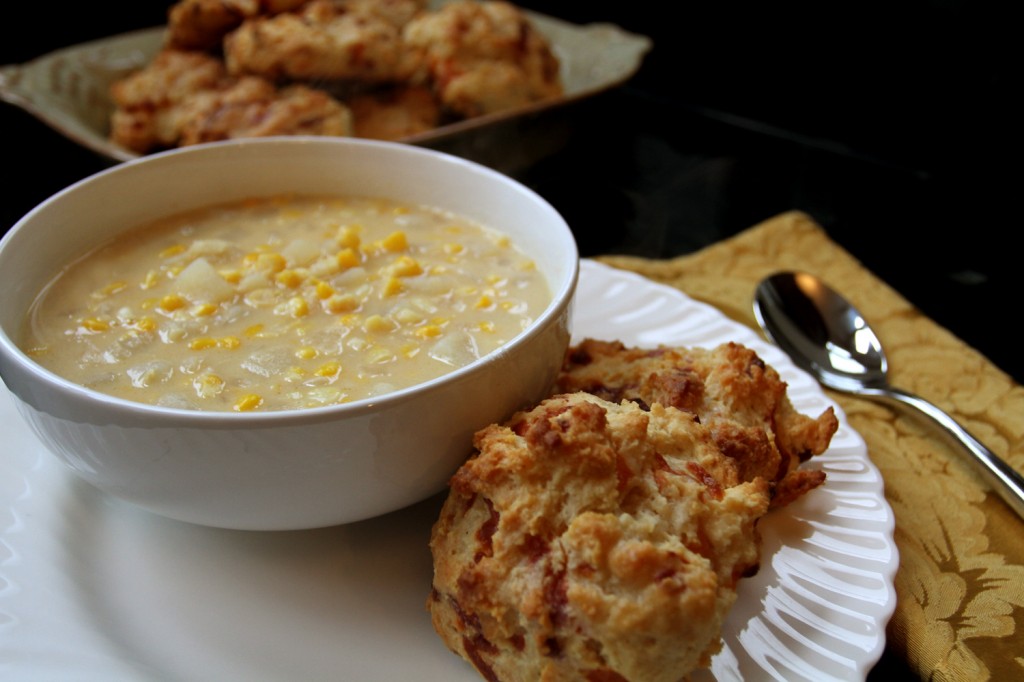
[753, 270, 1024, 520]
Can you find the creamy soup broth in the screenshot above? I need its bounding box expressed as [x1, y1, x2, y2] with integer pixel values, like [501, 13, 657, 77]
[22, 194, 550, 411]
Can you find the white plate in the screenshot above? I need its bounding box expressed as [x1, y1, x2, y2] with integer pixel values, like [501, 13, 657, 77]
[0, 259, 897, 681]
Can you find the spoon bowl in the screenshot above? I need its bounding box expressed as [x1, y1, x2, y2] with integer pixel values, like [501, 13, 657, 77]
[754, 270, 1024, 520]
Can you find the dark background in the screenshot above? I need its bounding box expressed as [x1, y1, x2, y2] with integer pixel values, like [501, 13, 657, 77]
[1, 2, 1015, 678]
[512, 1, 1018, 387]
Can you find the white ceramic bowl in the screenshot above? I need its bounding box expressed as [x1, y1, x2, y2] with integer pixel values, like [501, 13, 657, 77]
[0, 138, 578, 530]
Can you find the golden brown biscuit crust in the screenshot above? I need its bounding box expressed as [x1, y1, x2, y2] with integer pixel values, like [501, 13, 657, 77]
[428, 393, 771, 682]
[223, 0, 422, 83]
[109, 48, 353, 152]
[347, 84, 440, 139]
[177, 78, 353, 144]
[402, 0, 563, 117]
[166, 0, 262, 52]
[557, 339, 838, 507]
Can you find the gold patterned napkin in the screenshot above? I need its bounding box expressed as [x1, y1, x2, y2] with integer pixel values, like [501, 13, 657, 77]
[595, 210, 1024, 681]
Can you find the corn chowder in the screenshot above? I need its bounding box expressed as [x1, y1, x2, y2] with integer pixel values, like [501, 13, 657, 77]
[21, 194, 550, 412]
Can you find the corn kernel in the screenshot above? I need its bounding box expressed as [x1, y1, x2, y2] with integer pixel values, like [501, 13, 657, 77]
[444, 243, 464, 255]
[336, 225, 362, 249]
[276, 269, 305, 288]
[219, 336, 241, 349]
[315, 280, 335, 299]
[245, 324, 264, 337]
[478, 321, 495, 333]
[192, 303, 217, 317]
[251, 252, 286, 273]
[324, 293, 359, 314]
[159, 244, 186, 258]
[96, 281, 128, 297]
[189, 337, 218, 350]
[167, 265, 184, 277]
[194, 373, 225, 398]
[392, 205, 411, 215]
[518, 259, 537, 271]
[390, 255, 423, 277]
[364, 314, 395, 333]
[382, 276, 404, 297]
[135, 317, 158, 332]
[381, 231, 408, 252]
[287, 296, 309, 318]
[219, 269, 243, 284]
[475, 295, 493, 309]
[233, 394, 263, 411]
[296, 346, 318, 360]
[336, 247, 360, 270]
[160, 295, 186, 312]
[315, 361, 341, 377]
[80, 318, 110, 333]
[415, 324, 442, 338]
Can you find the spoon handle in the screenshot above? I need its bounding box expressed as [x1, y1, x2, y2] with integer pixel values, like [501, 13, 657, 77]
[861, 385, 1024, 520]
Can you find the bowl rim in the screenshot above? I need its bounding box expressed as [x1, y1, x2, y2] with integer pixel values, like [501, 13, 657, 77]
[0, 137, 579, 426]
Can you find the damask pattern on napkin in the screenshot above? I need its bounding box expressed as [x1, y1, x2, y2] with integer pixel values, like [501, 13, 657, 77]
[596, 210, 1024, 681]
